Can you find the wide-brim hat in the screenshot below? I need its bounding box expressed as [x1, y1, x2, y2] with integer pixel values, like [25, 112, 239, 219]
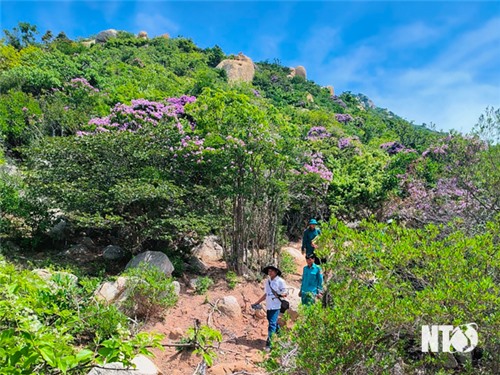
[309, 219, 318, 225]
[262, 265, 282, 277]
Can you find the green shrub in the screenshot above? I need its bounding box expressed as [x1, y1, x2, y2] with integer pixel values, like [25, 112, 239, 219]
[279, 251, 296, 276]
[195, 276, 214, 295]
[0, 257, 163, 374]
[225, 271, 238, 289]
[268, 218, 500, 374]
[122, 264, 178, 320]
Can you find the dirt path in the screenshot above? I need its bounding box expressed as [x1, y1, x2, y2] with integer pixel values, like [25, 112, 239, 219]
[145, 243, 305, 375]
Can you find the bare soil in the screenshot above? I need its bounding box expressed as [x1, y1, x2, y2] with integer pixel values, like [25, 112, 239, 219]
[144, 243, 305, 375]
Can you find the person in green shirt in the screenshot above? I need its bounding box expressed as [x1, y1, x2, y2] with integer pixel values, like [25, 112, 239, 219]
[299, 254, 324, 305]
[301, 218, 321, 258]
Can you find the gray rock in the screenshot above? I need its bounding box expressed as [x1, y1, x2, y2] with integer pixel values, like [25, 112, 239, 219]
[87, 354, 159, 375]
[172, 281, 181, 295]
[103, 245, 125, 261]
[79, 237, 95, 248]
[125, 251, 174, 277]
[49, 219, 67, 239]
[60, 244, 90, 260]
[95, 29, 118, 43]
[188, 278, 198, 289]
[218, 296, 241, 319]
[189, 256, 208, 274]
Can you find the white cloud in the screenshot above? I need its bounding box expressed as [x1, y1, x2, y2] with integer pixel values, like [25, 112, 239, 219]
[301, 16, 499, 133]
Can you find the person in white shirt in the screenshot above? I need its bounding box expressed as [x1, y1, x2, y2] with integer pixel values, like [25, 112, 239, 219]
[252, 265, 288, 350]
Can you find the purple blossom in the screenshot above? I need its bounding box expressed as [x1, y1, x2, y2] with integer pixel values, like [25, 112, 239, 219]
[252, 89, 261, 97]
[303, 152, 333, 181]
[380, 141, 405, 155]
[22, 107, 28, 112]
[335, 113, 353, 123]
[80, 96, 196, 135]
[270, 75, 279, 83]
[338, 137, 352, 150]
[307, 126, 331, 140]
[69, 77, 99, 92]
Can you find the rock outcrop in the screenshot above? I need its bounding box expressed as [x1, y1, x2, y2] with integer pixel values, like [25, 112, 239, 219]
[216, 53, 255, 83]
[96, 29, 118, 43]
[295, 65, 307, 79]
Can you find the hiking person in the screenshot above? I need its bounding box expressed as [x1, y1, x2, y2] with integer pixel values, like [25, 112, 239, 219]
[299, 254, 324, 305]
[252, 265, 288, 350]
[301, 219, 321, 262]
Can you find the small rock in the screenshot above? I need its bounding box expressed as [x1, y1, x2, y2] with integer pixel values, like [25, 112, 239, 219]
[137, 31, 148, 39]
[218, 296, 242, 319]
[87, 354, 159, 374]
[188, 278, 198, 289]
[287, 67, 296, 78]
[306, 93, 314, 103]
[79, 237, 95, 248]
[94, 276, 128, 304]
[103, 245, 126, 261]
[172, 281, 181, 295]
[32, 268, 52, 281]
[60, 244, 90, 261]
[444, 353, 459, 369]
[326, 85, 335, 96]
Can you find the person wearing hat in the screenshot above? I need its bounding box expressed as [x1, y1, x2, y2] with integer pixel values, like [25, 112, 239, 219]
[252, 265, 288, 350]
[299, 254, 324, 305]
[301, 219, 321, 258]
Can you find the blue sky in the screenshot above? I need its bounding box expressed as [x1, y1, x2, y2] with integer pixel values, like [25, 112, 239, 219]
[1, 1, 499, 133]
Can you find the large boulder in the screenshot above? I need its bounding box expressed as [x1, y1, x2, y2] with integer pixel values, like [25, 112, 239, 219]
[192, 235, 224, 262]
[87, 355, 159, 375]
[95, 29, 118, 43]
[218, 296, 242, 319]
[295, 65, 307, 79]
[125, 251, 174, 277]
[216, 53, 255, 83]
[103, 245, 126, 261]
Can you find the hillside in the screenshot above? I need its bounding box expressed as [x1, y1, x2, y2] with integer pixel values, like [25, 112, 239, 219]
[0, 26, 499, 375]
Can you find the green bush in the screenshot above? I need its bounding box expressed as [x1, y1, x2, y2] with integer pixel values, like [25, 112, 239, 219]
[0, 257, 163, 374]
[195, 276, 214, 295]
[268, 217, 500, 374]
[122, 264, 178, 320]
[225, 271, 239, 289]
